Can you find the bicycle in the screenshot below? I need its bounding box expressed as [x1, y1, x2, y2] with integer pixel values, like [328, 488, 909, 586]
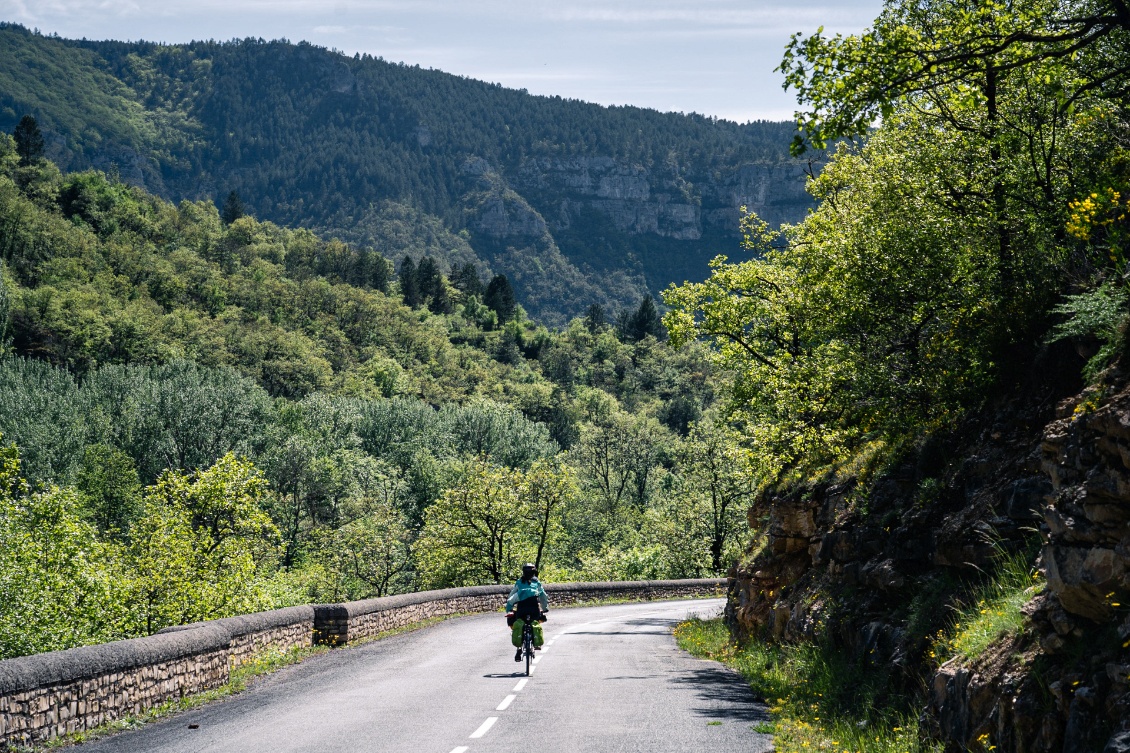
[515, 612, 545, 676]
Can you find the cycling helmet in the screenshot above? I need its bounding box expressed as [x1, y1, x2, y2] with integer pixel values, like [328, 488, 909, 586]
[521, 562, 538, 577]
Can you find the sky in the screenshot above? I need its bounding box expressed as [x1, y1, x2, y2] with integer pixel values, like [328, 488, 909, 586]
[0, 0, 884, 123]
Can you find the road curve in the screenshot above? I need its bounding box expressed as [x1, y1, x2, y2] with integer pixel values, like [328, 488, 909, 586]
[77, 599, 772, 753]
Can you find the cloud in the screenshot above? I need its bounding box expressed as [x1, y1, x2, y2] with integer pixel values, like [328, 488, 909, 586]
[539, 5, 869, 27]
[8, 0, 883, 120]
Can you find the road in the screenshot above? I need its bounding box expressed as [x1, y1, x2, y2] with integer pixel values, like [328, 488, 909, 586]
[78, 599, 772, 753]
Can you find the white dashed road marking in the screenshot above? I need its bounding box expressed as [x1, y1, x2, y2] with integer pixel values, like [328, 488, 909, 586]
[513, 678, 528, 692]
[469, 717, 497, 739]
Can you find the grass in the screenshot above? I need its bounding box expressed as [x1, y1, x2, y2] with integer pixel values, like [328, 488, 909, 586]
[674, 617, 940, 753]
[937, 548, 1044, 662]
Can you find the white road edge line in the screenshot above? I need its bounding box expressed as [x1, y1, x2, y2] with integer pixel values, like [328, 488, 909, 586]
[513, 678, 528, 692]
[470, 717, 498, 739]
[529, 664, 536, 674]
[532, 656, 540, 664]
[497, 694, 516, 711]
[450, 748, 469, 753]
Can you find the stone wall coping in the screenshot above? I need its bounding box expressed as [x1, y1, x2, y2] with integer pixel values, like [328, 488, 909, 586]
[545, 578, 726, 593]
[315, 585, 510, 621]
[155, 605, 315, 639]
[316, 578, 728, 620]
[0, 624, 230, 695]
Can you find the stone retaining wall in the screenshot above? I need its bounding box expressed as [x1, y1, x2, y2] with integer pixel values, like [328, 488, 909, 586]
[0, 579, 725, 748]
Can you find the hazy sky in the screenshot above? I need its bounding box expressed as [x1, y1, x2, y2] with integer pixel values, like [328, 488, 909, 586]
[1, 0, 883, 123]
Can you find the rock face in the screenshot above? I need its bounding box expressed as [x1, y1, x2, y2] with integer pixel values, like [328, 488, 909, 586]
[514, 156, 812, 242]
[727, 349, 1130, 752]
[1041, 389, 1130, 623]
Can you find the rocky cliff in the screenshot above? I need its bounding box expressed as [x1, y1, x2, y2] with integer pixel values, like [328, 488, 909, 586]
[728, 344, 1130, 752]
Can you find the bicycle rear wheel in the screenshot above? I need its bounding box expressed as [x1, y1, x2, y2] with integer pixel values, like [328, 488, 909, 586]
[524, 631, 532, 676]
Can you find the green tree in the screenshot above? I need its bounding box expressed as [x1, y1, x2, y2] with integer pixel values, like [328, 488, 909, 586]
[780, 0, 1130, 153]
[520, 460, 577, 571]
[127, 454, 279, 634]
[0, 440, 128, 659]
[75, 443, 142, 536]
[484, 274, 516, 322]
[311, 500, 411, 600]
[618, 294, 666, 343]
[584, 303, 606, 333]
[399, 255, 421, 308]
[415, 460, 528, 587]
[451, 262, 484, 298]
[221, 190, 245, 224]
[13, 115, 44, 166]
[680, 418, 755, 573]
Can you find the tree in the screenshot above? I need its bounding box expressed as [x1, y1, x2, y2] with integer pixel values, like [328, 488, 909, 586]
[451, 262, 484, 298]
[780, 0, 1130, 154]
[127, 454, 278, 634]
[75, 444, 142, 536]
[484, 274, 516, 322]
[520, 460, 577, 571]
[312, 500, 411, 600]
[681, 419, 755, 573]
[414, 461, 528, 587]
[13, 115, 44, 165]
[665, 116, 1020, 472]
[618, 295, 666, 343]
[221, 190, 245, 224]
[584, 303, 606, 333]
[361, 250, 390, 293]
[570, 411, 667, 514]
[399, 255, 421, 308]
[416, 256, 450, 314]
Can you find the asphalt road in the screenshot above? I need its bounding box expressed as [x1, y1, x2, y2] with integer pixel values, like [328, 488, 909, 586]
[78, 599, 772, 753]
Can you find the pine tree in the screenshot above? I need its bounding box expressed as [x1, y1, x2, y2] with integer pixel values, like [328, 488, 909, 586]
[620, 295, 666, 342]
[399, 256, 421, 308]
[367, 251, 390, 293]
[13, 115, 44, 166]
[221, 191, 245, 224]
[416, 256, 442, 298]
[584, 303, 606, 333]
[484, 274, 516, 322]
[451, 263, 484, 298]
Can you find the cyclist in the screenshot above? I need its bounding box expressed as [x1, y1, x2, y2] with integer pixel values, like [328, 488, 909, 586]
[506, 562, 548, 661]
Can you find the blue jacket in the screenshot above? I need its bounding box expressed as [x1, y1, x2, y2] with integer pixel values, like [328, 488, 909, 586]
[506, 577, 549, 613]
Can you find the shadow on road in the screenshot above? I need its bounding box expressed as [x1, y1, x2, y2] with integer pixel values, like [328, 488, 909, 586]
[483, 672, 528, 678]
[669, 666, 770, 723]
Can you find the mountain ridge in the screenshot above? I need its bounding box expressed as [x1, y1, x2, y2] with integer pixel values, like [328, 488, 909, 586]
[0, 23, 814, 324]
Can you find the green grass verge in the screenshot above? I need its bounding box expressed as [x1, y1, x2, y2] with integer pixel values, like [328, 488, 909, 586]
[674, 617, 941, 753]
[938, 549, 1044, 662]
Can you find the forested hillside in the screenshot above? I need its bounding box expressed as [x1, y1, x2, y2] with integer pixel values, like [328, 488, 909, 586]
[0, 135, 752, 660]
[0, 24, 812, 324]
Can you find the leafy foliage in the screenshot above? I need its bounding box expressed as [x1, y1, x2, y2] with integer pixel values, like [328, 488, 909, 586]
[667, 0, 1128, 479]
